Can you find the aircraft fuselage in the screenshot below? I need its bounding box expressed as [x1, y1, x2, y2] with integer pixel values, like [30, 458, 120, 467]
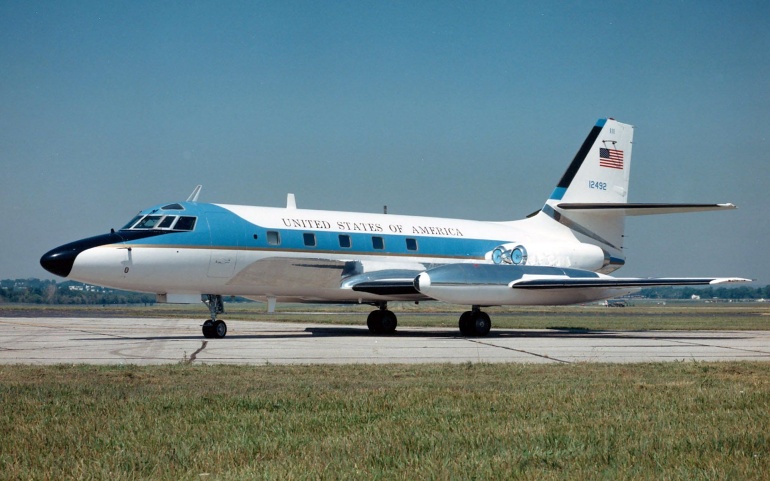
[41, 118, 746, 338]
[44, 201, 594, 303]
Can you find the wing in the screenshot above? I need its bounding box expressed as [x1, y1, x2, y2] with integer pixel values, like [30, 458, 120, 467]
[413, 264, 751, 306]
[510, 276, 751, 289]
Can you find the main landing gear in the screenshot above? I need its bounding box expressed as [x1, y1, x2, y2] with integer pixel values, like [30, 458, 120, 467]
[202, 294, 227, 338]
[364, 303, 491, 337]
[458, 306, 491, 337]
[367, 303, 398, 334]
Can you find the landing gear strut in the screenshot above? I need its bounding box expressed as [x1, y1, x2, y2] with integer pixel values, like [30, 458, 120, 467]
[202, 294, 227, 338]
[367, 303, 398, 334]
[458, 306, 491, 337]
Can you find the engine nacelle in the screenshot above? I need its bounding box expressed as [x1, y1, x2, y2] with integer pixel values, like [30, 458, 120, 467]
[488, 242, 606, 271]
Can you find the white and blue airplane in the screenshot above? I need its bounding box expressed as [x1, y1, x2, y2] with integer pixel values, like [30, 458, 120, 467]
[41, 118, 749, 338]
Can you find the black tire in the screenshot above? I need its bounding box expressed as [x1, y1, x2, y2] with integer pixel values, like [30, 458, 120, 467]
[367, 310, 397, 334]
[202, 320, 215, 338]
[458, 311, 473, 336]
[470, 311, 491, 337]
[380, 310, 397, 334]
[367, 310, 382, 334]
[213, 320, 227, 338]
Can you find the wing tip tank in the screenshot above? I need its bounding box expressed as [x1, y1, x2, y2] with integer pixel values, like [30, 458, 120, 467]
[709, 277, 752, 285]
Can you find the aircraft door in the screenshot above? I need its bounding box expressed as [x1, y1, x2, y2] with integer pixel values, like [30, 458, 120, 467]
[206, 213, 240, 278]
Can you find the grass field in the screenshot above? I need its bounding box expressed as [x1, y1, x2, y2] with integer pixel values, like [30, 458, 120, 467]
[3, 301, 770, 331]
[1, 362, 768, 480]
[1, 303, 768, 478]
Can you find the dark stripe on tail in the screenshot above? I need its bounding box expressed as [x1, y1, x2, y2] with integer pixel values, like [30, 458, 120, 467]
[550, 119, 606, 200]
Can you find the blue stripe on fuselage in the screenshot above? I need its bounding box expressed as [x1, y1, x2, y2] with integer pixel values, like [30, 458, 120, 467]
[122, 202, 508, 260]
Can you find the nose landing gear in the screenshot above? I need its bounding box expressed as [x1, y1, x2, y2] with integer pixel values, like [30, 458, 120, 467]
[202, 294, 227, 338]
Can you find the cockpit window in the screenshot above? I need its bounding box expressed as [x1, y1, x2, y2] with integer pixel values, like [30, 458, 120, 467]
[174, 216, 196, 231]
[157, 216, 176, 229]
[162, 203, 184, 210]
[121, 214, 197, 232]
[133, 215, 163, 229]
[121, 215, 143, 230]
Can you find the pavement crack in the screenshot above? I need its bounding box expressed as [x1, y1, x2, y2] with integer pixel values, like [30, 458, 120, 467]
[186, 340, 208, 364]
[464, 338, 572, 364]
[668, 338, 770, 356]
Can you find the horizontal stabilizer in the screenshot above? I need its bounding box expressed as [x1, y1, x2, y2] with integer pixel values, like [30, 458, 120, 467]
[510, 276, 751, 289]
[556, 203, 736, 216]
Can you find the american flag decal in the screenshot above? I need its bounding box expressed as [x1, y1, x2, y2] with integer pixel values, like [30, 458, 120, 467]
[599, 148, 624, 169]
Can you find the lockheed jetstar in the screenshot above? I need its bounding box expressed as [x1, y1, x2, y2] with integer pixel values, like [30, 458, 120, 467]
[41, 119, 749, 338]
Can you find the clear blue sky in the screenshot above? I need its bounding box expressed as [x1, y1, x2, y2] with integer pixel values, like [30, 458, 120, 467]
[2, 1, 769, 284]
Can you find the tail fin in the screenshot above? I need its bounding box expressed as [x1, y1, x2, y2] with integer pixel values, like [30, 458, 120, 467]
[548, 118, 633, 204]
[533, 118, 634, 271]
[531, 118, 734, 273]
[546, 118, 633, 247]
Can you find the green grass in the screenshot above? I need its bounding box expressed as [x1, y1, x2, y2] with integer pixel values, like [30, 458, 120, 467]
[1, 362, 769, 479]
[3, 302, 770, 331]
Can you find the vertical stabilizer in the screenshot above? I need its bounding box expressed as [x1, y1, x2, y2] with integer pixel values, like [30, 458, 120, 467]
[548, 118, 633, 204]
[537, 119, 634, 270]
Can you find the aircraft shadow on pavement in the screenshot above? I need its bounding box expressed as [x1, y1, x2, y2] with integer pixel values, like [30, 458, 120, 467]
[76, 327, 749, 342]
[302, 326, 748, 341]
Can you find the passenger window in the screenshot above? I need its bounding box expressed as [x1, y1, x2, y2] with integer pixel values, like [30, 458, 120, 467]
[338, 234, 351, 248]
[372, 236, 384, 250]
[303, 233, 316, 247]
[158, 216, 176, 229]
[134, 215, 162, 229]
[406, 238, 418, 251]
[174, 217, 196, 231]
[267, 231, 281, 246]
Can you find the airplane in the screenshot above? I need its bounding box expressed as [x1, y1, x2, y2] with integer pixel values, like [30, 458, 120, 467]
[40, 118, 749, 338]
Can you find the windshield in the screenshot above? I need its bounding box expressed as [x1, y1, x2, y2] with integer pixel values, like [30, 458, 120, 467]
[120, 215, 143, 230]
[120, 214, 197, 232]
[133, 215, 163, 229]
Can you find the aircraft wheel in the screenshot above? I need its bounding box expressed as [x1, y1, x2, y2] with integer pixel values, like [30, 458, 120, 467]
[213, 320, 227, 338]
[202, 320, 215, 338]
[458, 311, 473, 336]
[470, 311, 491, 337]
[380, 310, 397, 334]
[367, 310, 397, 334]
[367, 310, 381, 333]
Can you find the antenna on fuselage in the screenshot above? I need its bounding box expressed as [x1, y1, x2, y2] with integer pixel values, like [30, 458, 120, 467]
[286, 193, 297, 209]
[187, 185, 202, 202]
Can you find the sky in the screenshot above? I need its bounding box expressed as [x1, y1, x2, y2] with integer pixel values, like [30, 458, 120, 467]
[1, 1, 769, 284]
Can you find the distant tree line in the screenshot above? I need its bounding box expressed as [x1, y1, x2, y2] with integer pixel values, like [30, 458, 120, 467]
[638, 285, 769, 300]
[1, 278, 768, 305]
[0, 279, 156, 305]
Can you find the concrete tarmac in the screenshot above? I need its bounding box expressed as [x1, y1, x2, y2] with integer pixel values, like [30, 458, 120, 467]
[1, 317, 769, 365]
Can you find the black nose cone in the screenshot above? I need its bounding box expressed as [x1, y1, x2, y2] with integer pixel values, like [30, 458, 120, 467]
[40, 232, 126, 278]
[40, 245, 80, 277]
[40, 230, 168, 278]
